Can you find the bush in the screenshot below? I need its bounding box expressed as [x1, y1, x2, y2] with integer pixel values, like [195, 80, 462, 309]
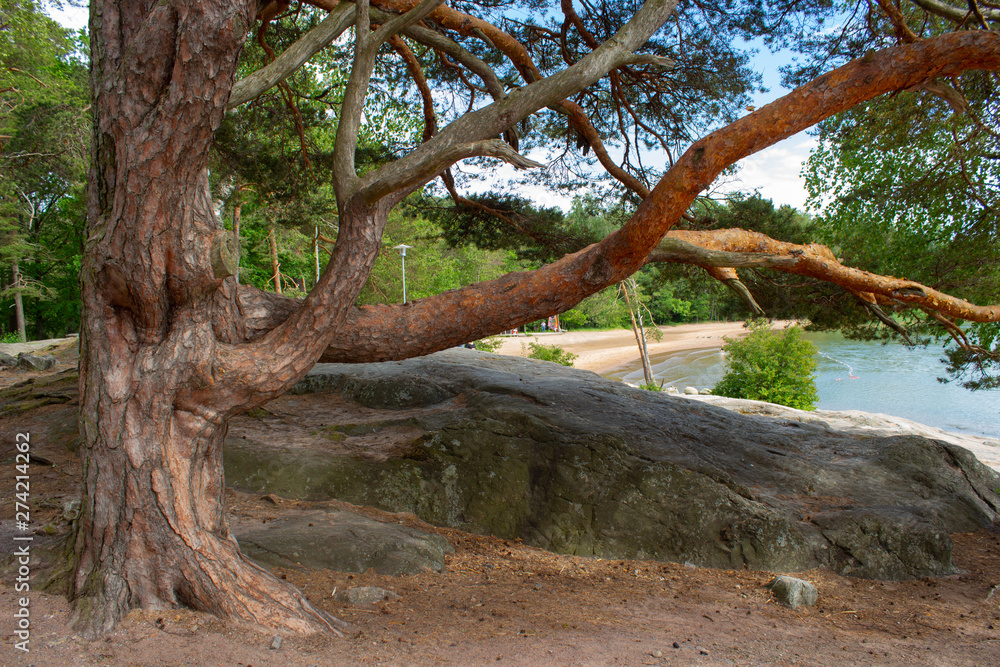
[712, 320, 818, 410]
[526, 342, 578, 367]
[474, 336, 503, 353]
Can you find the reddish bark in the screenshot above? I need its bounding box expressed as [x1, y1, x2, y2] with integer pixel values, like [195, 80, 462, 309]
[74, 0, 350, 637]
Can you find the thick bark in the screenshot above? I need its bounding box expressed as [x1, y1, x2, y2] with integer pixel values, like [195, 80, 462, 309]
[74, 0, 349, 638]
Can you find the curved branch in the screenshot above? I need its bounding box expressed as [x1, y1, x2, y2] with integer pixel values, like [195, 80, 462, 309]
[646, 228, 1000, 322]
[370, 0, 444, 47]
[357, 0, 681, 203]
[228, 4, 355, 109]
[876, 0, 919, 43]
[225, 31, 1000, 386]
[702, 266, 766, 317]
[911, 0, 1000, 23]
[388, 35, 437, 142]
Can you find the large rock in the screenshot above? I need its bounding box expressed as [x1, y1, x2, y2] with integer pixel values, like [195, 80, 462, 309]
[224, 349, 1000, 580]
[234, 507, 453, 575]
[17, 353, 56, 371]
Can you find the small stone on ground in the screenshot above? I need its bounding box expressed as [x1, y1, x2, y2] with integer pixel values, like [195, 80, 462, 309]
[769, 575, 818, 608]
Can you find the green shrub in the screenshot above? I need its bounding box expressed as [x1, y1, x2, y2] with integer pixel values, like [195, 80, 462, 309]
[639, 382, 662, 391]
[712, 320, 818, 410]
[475, 336, 503, 353]
[526, 342, 578, 367]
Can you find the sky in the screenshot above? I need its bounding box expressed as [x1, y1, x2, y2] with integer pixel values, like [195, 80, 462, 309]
[50, 4, 817, 211]
[727, 42, 819, 212]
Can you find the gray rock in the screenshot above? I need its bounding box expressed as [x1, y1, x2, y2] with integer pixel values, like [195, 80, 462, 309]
[235, 508, 453, 575]
[337, 586, 400, 605]
[269, 635, 283, 650]
[0, 351, 16, 368]
[699, 388, 712, 395]
[769, 575, 818, 608]
[224, 349, 1000, 580]
[17, 353, 56, 371]
[683, 386, 699, 395]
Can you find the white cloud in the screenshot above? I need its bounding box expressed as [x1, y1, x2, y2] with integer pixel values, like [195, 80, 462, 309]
[723, 132, 817, 211]
[49, 4, 88, 31]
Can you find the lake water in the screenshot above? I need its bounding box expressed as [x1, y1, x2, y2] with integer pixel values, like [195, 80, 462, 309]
[611, 331, 1000, 439]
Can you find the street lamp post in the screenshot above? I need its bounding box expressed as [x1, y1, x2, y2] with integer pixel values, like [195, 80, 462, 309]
[393, 244, 413, 303]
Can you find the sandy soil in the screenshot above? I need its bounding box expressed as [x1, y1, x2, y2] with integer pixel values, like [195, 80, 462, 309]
[2, 334, 999, 666]
[492, 322, 769, 375]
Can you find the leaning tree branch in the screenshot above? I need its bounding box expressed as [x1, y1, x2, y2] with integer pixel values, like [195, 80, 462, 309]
[701, 266, 766, 317]
[922, 307, 1000, 360]
[645, 228, 1000, 322]
[356, 0, 681, 203]
[911, 0, 1000, 23]
[228, 3, 355, 109]
[388, 35, 437, 142]
[370, 0, 444, 47]
[225, 29, 1000, 365]
[876, 0, 919, 42]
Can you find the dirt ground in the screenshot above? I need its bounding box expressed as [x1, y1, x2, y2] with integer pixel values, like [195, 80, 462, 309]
[2, 341, 1000, 666]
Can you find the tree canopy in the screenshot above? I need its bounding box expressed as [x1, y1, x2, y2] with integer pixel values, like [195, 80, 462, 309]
[0, 0, 88, 339]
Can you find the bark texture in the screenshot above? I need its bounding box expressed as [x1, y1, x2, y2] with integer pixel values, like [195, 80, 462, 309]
[74, 0, 348, 638]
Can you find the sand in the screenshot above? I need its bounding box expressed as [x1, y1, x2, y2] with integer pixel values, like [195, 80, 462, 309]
[491, 321, 761, 375]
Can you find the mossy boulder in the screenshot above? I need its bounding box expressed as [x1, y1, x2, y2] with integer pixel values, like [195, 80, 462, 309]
[225, 349, 1000, 580]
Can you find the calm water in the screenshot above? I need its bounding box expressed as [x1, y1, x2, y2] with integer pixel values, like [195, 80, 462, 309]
[612, 331, 1000, 438]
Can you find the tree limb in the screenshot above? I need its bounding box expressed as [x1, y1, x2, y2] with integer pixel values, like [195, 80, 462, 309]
[224, 26, 1000, 387]
[645, 228, 1000, 322]
[388, 35, 437, 142]
[911, 0, 1000, 23]
[228, 3, 355, 109]
[356, 0, 681, 203]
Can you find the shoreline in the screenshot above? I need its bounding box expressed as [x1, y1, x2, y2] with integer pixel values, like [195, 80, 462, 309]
[492, 321, 767, 375]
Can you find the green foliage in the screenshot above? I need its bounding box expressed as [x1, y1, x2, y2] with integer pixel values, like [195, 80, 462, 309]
[474, 336, 503, 353]
[358, 205, 516, 306]
[0, 0, 89, 338]
[713, 321, 819, 410]
[639, 382, 663, 392]
[805, 81, 1000, 387]
[1, 331, 20, 344]
[525, 342, 577, 367]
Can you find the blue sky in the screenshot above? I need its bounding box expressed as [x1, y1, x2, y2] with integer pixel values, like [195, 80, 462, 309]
[51, 4, 816, 211]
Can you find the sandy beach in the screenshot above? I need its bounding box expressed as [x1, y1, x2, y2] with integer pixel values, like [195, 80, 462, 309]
[492, 321, 757, 375]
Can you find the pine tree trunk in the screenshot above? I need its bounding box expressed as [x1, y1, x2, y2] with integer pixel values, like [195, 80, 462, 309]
[73, 312, 346, 636]
[268, 224, 282, 293]
[11, 262, 26, 343]
[71, 0, 358, 638]
[232, 182, 242, 284]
